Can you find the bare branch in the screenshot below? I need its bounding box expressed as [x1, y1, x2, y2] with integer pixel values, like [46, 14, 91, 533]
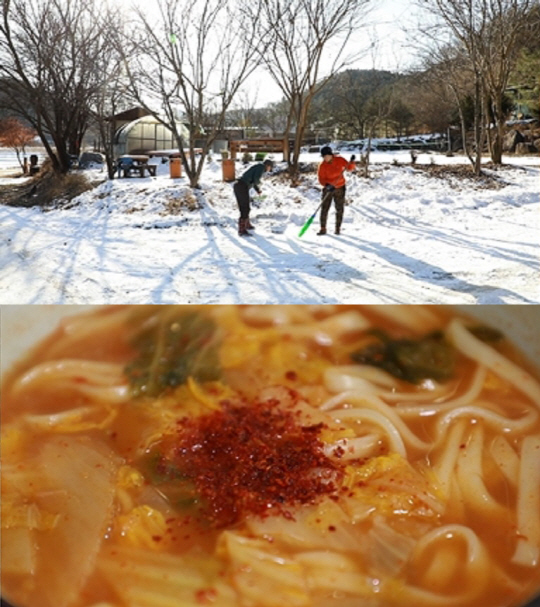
[0, 0, 123, 173]
[243, 0, 371, 181]
[123, 0, 262, 187]
[414, 0, 538, 168]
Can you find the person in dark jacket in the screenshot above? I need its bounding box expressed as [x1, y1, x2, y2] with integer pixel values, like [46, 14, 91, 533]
[233, 158, 274, 236]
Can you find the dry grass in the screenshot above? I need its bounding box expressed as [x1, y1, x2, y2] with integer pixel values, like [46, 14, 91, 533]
[162, 190, 201, 215]
[411, 163, 505, 189]
[0, 162, 95, 208]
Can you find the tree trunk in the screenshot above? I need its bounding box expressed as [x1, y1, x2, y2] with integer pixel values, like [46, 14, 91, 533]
[491, 97, 505, 164]
[472, 77, 484, 176]
[453, 91, 473, 166]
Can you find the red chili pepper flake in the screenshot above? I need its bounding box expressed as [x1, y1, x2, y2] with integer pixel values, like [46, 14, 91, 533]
[285, 370, 298, 381]
[168, 399, 343, 528]
[195, 588, 218, 604]
[333, 446, 345, 459]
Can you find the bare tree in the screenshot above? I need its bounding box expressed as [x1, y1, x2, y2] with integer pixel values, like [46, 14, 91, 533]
[244, 0, 371, 183]
[123, 0, 262, 188]
[417, 0, 539, 170]
[0, 0, 121, 174]
[405, 66, 461, 139]
[309, 70, 400, 141]
[418, 44, 480, 167]
[228, 88, 262, 139]
[89, 26, 132, 180]
[414, 5, 484, 173]
[256, 101, 290, 138]
[478, 0, 540, 161]
[361, 86, 401, 176]
[313, 70, 371, 141]
[90, 89, 130, 180]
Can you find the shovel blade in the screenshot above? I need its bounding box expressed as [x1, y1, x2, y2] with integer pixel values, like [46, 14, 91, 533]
[298, 215, 315, 237]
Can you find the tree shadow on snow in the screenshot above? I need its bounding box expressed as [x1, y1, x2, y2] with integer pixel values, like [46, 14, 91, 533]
[339, 235, 538, 303]
[166, 204, 368, 303]
[0, 199, 124, 303]
[353, 203, 539, 272]
[244, 234, 367, 302]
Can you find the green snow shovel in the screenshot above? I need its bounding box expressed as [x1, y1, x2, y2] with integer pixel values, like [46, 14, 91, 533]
[298, 188, 333, 237]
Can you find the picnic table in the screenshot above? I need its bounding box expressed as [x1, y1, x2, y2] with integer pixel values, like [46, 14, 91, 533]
[117, 155, 157, 178]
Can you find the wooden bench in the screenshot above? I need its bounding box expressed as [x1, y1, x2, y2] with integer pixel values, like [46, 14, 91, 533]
[230, 138, 291, 161]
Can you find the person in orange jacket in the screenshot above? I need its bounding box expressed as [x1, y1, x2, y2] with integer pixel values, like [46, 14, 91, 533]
[317, 146, 356, 235]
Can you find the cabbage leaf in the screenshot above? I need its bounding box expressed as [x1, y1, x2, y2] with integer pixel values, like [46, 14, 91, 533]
[125, 308, 221, 398]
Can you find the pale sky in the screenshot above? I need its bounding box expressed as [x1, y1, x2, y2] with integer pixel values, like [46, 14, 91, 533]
[243, 0, 419, 105]
[356, 0, 419, 71]
[110, 0, 420, 107]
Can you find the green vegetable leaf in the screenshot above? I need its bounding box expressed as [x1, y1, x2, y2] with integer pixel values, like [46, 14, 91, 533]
[350, 330, 456, 384]
[125, 308, 221, 398]
[139, 449, 189, 484]
[139, 449, 202, 513]
[468, 325, 504, 343]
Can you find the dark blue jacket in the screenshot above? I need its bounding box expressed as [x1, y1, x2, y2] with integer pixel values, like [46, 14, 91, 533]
[239, 163, 266, 193]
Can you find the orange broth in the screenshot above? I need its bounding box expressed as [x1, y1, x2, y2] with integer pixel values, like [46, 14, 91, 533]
[2, 305, 540, 607]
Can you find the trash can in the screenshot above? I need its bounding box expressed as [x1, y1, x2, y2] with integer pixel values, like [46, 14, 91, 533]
[29, 154, 39, 176]
[169, 157, 182, 178]
[222, 159, 235, 182]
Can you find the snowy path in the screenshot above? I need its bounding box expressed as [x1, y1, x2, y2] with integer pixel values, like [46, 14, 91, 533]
[0, 154, 538, 304]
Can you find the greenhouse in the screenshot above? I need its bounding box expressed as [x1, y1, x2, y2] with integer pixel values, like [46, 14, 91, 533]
[113, 115, 189, 156]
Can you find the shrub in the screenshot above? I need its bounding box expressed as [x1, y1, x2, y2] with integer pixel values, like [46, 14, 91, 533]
[0, 161, 95, 207]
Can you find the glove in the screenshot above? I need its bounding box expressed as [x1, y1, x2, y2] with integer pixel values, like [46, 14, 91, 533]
[323, 184, 335, 193]
[350, 155, 356, 162]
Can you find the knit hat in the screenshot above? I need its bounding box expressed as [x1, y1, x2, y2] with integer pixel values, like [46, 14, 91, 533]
[320, 146, 333, 156]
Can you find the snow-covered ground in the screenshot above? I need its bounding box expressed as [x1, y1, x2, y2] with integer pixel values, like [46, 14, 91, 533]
[0, 148, 538, 304]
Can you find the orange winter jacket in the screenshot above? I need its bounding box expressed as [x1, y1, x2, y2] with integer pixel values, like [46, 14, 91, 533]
[318, 155, 355, 189]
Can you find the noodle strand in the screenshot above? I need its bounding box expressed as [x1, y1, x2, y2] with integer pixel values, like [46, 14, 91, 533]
[447, 319, 540, 409]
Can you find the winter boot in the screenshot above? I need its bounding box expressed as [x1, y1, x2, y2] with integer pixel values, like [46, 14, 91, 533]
[317, 227, 327, 236]
[246, 218, 255, 230]
[335, 212, 343, 235]
[238, 218, 251, 236]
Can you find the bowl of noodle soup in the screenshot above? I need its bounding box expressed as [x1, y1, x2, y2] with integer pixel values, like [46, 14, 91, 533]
[1, 305, 540, 607]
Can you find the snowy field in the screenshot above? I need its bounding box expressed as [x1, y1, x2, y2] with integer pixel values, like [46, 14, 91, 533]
[0, 147, 539, 304]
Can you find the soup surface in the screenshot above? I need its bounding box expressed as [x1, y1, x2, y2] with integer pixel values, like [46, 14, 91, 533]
[2, 305, 540, 607]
